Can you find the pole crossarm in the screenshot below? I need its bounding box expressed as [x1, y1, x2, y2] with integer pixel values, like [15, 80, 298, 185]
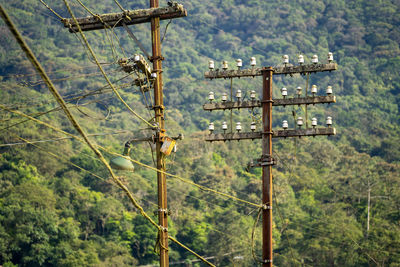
[203, 95, 336, 110]
[205, 127, 336, 141]
[63, 4, 187, 32]
[204, 63, 337, 79]
[204, 100, 260, 110]
[273, 127, 336, 137]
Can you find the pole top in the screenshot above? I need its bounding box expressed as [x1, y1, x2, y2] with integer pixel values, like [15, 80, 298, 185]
[261, 66, 274, 73]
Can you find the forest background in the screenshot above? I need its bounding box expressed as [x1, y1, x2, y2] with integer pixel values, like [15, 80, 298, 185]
[0, 0, 399, 266]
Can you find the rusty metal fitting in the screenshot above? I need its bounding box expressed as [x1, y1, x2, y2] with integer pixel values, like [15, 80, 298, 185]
[152, 105, 165, 111]
[149, 56, 165, 62]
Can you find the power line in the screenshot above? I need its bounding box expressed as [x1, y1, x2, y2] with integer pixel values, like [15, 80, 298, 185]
[0, 64, 101, 79]
[132, 172, 256, 214]
[0, 71, 132, 112]
[0, 6, 212, 265]
[15, 132, 382, 266]
[1, 0, 160, 236]
[64, 2, 155, 129]
[19, 69, 119, 86]
[0, 103, 263, 209]
[0, 97, 113, 133]
[0, 75, 136, 130]
[272, 189, 297, 264]
[1, 9, 314, 229]
[38, 0, 64, 20]
[0, 130, 130, 147]
[273, 150, 381, 265]
[14, 134, 220, 266]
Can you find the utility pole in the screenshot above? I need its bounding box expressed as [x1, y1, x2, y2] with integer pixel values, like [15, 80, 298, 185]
[150, 0, 168, 265]
[63, 3, 187, 266]
[204, 57, 337, 266]
[262, 67, 274, 265]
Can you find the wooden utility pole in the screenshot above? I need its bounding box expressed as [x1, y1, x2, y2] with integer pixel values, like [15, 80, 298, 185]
[150, 0, 168, 265]
[262, 67, 274, 266]
[204, 59, 337, 265]
[63, 3, 187, 266]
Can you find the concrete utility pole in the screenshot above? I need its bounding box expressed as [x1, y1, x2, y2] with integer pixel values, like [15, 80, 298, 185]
[64, 3, 187, 266]
[204, 59, 337, 266]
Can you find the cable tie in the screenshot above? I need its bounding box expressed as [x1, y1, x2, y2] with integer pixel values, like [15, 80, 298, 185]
[262, 205, 272, 210]
[264, 259, 273, 263]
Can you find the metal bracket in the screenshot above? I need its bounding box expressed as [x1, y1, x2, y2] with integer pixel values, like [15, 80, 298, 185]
[150, 56, 165, 62]
[260, 154, 276, 166]
[262, 131, 275, 135]
[157, 131, 166, 142]
[247, 155, 276, 169]
[152, 105, 165, 111]
[154, 209, 171, 216]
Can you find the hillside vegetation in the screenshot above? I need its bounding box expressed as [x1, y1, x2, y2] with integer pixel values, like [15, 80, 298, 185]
[0, 0, 399, 266]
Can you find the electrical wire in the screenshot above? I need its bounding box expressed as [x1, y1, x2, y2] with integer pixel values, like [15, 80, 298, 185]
[74, 98, 111, 120]
[251, 208, 263, 264]
[13, 134, 216, 266]
[1, 8, 216, 265]
[0, 130, 129, 147]
[0, 104, 72, 133]
[0, 94, 242, 266]
[17, 131, 380, 266]
[22, 69, 119, 86]
[74, 0, 126, 62]
[273, 188, 297, 264]
[15, 135, 106, 180]
[0, 11, 247, 264]
[0, 103, 263, 209]
[38, 0, 64, 20]
[0, 96, 114, 133]
[112, 0, 126, 12]
[161, 19, 172, 44]
[64, 1, 156, 129]
[1, 0, 158, 233]
[131, 172, 255, 213]
[0, 64, 101, 79]
[273, 151, 380, 265]
[18, 2, 390, 264]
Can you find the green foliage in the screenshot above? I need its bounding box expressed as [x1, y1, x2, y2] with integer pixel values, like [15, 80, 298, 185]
[0, 0, 399, 265]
